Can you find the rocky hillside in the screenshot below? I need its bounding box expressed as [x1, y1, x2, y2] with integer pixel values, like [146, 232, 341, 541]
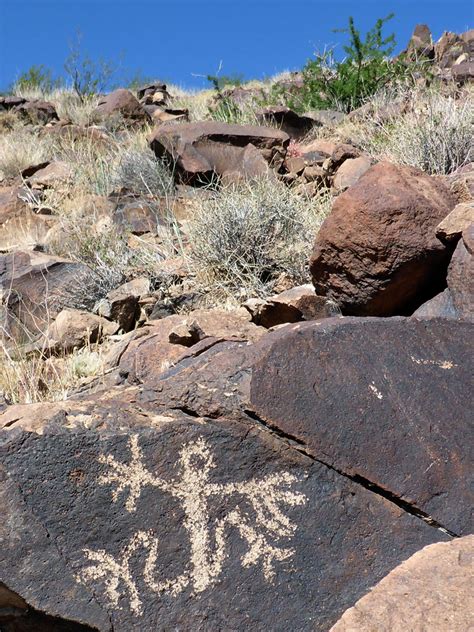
[0, 24, 473, 631]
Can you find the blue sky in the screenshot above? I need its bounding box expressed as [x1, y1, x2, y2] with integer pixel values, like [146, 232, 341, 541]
[0, 0, 472, 92]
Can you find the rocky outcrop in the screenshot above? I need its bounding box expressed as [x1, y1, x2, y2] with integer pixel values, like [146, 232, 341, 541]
[310, 162, 456, 315]
[0, 251, 96, 344]
[149, 121, 289, 184]
[93, 89, 151, 125]
[330, 536, 474, 632]
[0, 186, 56, 251]
[250, 317, 473, 537]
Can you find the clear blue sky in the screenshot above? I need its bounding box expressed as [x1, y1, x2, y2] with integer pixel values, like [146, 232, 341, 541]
[0, 0, 472, 92]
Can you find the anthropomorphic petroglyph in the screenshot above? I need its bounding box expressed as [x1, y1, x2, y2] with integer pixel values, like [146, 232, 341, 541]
[76, 436, 307, 615]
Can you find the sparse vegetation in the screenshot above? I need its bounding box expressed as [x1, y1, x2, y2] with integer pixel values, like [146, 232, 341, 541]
[0, 340, 105, 404]
[367, 92, 472, 174]
[186, 178, 332, 303]
[0, 127, 52, 179]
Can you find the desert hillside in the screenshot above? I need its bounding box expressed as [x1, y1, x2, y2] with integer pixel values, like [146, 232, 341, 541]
[0, 19, 472, 632]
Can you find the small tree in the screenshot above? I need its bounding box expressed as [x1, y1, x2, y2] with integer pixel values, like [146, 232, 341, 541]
[285, 14, 409, 113]
[64, 33, 118, 102]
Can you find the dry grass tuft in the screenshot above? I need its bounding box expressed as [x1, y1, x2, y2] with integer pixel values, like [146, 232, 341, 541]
[0, 127, 53, 179]
[0, 340, 105, 404]
[186, 177, 332, 305]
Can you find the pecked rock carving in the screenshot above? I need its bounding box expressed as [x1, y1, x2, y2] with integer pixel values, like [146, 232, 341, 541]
[76, 435, 307, 615]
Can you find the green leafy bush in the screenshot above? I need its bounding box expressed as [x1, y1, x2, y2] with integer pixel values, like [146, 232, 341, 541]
[13, 65, 62, 95]
[274, 14, 413, 113]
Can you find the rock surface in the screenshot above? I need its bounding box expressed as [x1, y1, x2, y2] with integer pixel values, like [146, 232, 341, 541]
[310, 162, 456, 315]
[149, 121, 289, 184]
[330, 536, 474, 632]
[250, 317, 473, 537]
[0, 394, 447, 632]
[0, 251, 95, 343]
[94, 89, 151, 125]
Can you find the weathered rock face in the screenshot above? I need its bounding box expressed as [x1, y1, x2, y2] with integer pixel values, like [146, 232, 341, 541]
[310, 162, 456, 316]
[256, 106, 319, 139]
[149, 121, 289, 184]
[0, 251, 95, 343]
[330, 536, 474, 632]
[0, 186, 56, 251]
[0, 395, 447, 632]
[250, 317, 473, 537]
[414, 222, 474, 321]
[94, 89, 151, 125]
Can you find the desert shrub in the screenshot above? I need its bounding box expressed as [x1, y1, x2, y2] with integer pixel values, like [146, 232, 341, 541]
[111, 147, 174, 196]
[356, 89, 473, 174]
[0, 127, 52, 179]
[207, 73, 245, 91]
[13, 64, 63, 97]
[64, 34, 118, 102]
[186, 178, 332, 303]
[271, 15, 414, 114]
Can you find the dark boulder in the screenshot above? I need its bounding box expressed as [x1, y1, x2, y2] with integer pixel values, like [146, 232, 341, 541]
[310, 162, 456, 316]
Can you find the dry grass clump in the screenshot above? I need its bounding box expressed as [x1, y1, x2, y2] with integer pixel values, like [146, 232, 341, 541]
[186, 177, 332, 304]
[0, 341, 105, 404]
[0, 127, 53, 179]
[338, 85, 473, 175]
[110, 146, 175, 196]
[54, 91, 101, 126]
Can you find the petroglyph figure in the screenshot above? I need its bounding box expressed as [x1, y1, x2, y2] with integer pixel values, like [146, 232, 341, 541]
[76, 435, 307, 614]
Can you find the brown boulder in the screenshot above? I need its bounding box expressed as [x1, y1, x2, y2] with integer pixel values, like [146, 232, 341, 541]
[13, 100, 59, 125]
[310, 162, 456, 315]
[332, 156, 372, 192]
[330, 536, 474, 632]
[451, 60, 474, 83]
[149, 121, 289, 184]
[256, 106, 319, 139]
[436, 201, 474, 242]
[0, 186, 56, 251]
[94, 89, 151, 125]
[1, 251, 96, 343]
[24, 308, 118, 355]
[250, 317, 473, 537]
[26, 161, 72, 190]
[244, 284, 338, 327]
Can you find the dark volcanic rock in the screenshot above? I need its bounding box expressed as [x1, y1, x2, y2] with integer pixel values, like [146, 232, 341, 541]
[250, 317, 473, 536]
[1, 398, 446, 632]
[310, 162, 456, 316]
[256, 106, 319, 139]
[149, 121, 289, 184]
[330, 536, 474, 632]
[0, 251, 95, 343]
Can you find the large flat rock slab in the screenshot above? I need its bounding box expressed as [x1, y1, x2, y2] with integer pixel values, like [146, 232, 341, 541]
[0, 401, 446, 631]
[330, 536, 474, 632]
[250, 317, 473, 536]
